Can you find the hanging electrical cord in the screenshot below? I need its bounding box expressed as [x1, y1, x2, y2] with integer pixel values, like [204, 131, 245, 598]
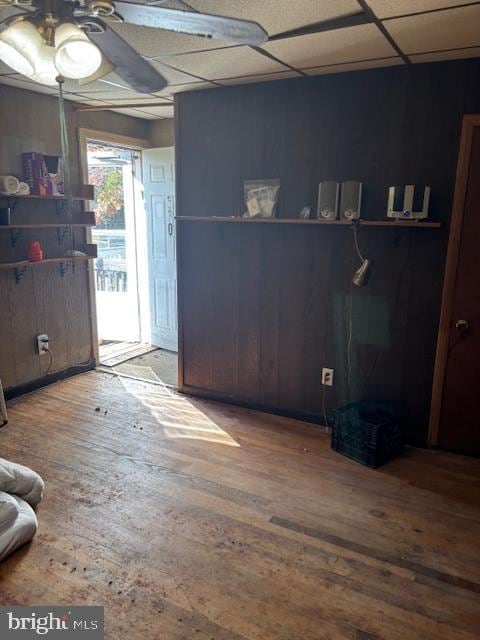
[322, 383, 330, 431]
[57, 76, 75, 270]
[353, 223, 364, 262]
[45, 348, 54, 376]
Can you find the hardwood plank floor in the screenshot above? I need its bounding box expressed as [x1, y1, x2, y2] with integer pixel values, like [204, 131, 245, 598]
[0, 371, 479, 640]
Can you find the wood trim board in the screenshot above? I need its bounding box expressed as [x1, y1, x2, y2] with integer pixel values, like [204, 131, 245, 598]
[77, 127, 148, 366]
[428, 114, 480, 446]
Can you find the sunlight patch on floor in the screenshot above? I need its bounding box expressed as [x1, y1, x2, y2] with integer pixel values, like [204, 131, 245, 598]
[120, 377, 240, 447]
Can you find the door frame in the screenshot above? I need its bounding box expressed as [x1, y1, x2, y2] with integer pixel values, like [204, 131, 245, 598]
[77, 128, 148, 365]
[428, 114, 480, 446]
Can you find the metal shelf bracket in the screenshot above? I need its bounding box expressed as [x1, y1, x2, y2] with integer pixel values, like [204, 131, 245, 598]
[14, 266, 27, 284]
[9, 228, 22, 248]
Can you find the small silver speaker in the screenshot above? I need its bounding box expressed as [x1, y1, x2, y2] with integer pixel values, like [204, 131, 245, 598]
[340, 181, 362, 220]
[387, 185, 430, 219]
[317, 181, 339, 219]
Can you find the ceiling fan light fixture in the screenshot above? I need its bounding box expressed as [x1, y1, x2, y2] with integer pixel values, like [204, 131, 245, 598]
[0, 20, 41, 77]
[54, 22, 102, 79]
[31, 43, 59, 85]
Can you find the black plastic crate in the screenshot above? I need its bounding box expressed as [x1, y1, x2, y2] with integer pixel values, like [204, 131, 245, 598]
[331, 400, 403, 468]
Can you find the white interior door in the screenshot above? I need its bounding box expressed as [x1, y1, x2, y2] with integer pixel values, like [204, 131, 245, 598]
[143, 147, 177, 352]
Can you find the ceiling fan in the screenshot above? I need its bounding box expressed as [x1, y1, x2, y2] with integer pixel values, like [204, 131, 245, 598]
[0, 0, 269, 92]
[0, 0, 374, 94]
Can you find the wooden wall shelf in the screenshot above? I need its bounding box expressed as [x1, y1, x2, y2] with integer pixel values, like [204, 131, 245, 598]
[0, 243, 97, 283]
[0, 222, 95, 230]
[0, 213, 96, 247]
[0, 256, 95, 270]
[0, 194, 88, 201]
[176, 216, 441, 228]
[0, 185, 94, 202]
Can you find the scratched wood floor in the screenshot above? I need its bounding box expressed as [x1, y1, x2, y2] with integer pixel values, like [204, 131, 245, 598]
[0, 371, 479, 640]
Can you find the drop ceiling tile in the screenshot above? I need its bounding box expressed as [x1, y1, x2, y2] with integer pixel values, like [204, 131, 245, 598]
[304, 56, 403, 75]
[217, 70, 302, 85]
[385, 5, 480, 54]
[67, 95, 110, 105]
[368, 0, 479, 19]
[410, 47, 480, 63]
[135, 105, 175, 118]
[0, 62, 14, 75]
[73, 90, 145, 100]
[0, 75, 59, 95]
[112, 96, 173, 104]
[160, 47, 287, 80]
[61, 74, 131, 94]
[110, 108, 157, 119]
[149, 60, 204, 84]
[262, 24, 397, 69]
[152, 81, 217, 97]
[187, 0, 362, 37]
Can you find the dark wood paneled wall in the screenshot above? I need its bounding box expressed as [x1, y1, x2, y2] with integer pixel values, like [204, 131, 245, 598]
[176, 60, 480, 445]
[0, 84, 149, 391]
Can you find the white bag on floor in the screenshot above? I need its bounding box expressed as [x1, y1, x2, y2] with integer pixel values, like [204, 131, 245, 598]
[0, 458, 44, 562]
[0, 457, 44, 507]
[0, 493, 38, 562]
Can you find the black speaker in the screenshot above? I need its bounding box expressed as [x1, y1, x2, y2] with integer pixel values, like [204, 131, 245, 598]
[317, 181, 339, 219]
[340, 181, 362, 220]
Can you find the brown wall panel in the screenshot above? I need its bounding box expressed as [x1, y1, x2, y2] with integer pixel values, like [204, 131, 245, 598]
[0, 84, 149, 391]
[176, 60, 480, 445]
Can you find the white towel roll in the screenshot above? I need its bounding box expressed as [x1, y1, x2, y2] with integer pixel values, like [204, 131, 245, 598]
[0, 176, 20, 195]
[17, 182, 30, 196]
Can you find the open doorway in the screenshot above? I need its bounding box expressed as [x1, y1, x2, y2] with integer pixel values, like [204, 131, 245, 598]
[81, 131, 178, 386]
[88, 141, 144, 346]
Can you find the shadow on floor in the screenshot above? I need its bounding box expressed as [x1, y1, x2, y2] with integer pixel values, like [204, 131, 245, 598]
[110, 348, 178, 387]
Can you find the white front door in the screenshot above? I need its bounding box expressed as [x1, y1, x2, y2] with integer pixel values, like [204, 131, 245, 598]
[143, 147, 177, 352]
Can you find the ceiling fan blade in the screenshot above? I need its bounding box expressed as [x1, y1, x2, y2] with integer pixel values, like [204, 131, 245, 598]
[112, 2, 268, 46]
[268, 11, 372, 41]
[88, 22, 167, 93]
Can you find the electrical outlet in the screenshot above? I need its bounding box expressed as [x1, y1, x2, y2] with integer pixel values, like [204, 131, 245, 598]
[322, 367, 334, 386]
[37, 334, 49, 355]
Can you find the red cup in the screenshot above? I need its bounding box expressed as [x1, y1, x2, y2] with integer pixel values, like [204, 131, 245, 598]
[28, 241, 43, 262]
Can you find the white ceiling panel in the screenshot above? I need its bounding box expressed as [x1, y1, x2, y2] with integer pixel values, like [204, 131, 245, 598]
[385, 5, 480, 54]
[410, 46, 480, 64]
[67, 95, 111, 105]
[110, 107, 158, 119]
[304, 56, 403, 76]
[149, 60, 204, 84]
[263, 24, 397, 69]
[73, 94, 171, 105]
[186, 0, 362, 37]
[160, 46, 287, 80]
[368, 0, 480, 19]
[217, 70, 302, 85]
[152, 81, 217, 97]
[61, 73, 132, 94]
[0, 62, 14, 75]
[135, 105, 175, 118]
[0, 75, 60, 96]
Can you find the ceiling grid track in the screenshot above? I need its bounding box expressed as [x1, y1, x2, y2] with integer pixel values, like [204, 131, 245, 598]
[355, 0, 410, 64]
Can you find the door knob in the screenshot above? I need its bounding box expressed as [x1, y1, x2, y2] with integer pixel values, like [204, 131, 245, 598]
[455, 319, 469, 331]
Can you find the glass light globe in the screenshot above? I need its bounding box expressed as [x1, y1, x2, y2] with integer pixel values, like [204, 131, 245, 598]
[0, 21, 41, 76]
[54, 22, 102, 79]
[31, 44, 59, 85]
